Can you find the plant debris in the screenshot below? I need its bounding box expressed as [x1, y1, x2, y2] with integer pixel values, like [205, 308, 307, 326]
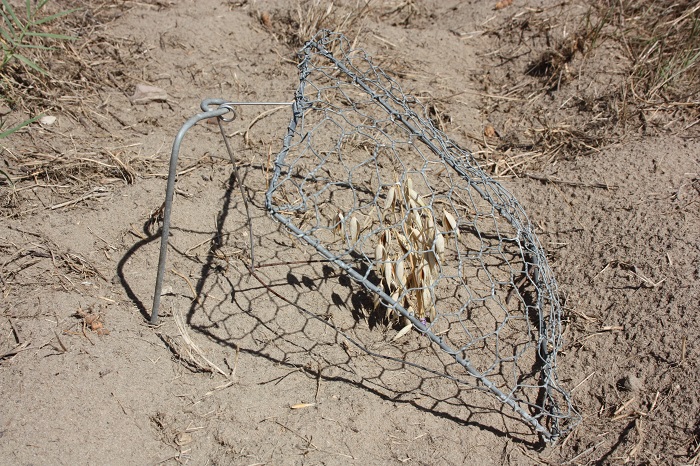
[75, 307, 109, 336]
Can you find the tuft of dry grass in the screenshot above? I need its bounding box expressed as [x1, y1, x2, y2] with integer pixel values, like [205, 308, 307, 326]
[263, 0, 371, 50]
[623, 1, 700, 107]
[474, 0, 700, 177]
[0, 1, 169, 216]
[1, 1, 136, 113]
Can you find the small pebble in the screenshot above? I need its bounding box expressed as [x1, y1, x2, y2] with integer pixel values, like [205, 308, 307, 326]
[619, 374, 644, 392]
[40, 115, 57, 126]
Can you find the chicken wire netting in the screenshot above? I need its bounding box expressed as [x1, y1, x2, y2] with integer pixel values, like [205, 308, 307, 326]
[150, 29, 580, 444]
[262, 30, 579, 441]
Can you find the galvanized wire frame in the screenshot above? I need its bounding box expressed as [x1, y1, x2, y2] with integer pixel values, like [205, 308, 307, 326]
[151, 30, 579, 443]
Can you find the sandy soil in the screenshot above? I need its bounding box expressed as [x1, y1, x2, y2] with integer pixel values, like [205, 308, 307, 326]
[1, 1, 698, 464]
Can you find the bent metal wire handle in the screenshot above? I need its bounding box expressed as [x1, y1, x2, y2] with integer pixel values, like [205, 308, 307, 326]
[150, 99, 291, 325]
[150, 31, 579, 443]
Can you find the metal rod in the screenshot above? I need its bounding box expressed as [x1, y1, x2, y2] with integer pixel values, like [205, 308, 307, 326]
[217, 118, 257, 271]
[150, 105, 230, 324]
[150, 99, 294, 325]
[221, 101, 293, 106]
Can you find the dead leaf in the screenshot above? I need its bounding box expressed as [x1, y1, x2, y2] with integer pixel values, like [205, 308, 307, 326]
[76, 308, 110, 336]
[130, 84, 168, 105]
[391, 323, 413, 342]
[39, 115, 57, 126]
[260, 11, 272, 28]
[495, 0, 513, 10]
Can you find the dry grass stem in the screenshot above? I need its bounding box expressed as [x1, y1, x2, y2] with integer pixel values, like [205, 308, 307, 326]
[242, 105, 290, 146]
[171, 268, 199, 304]
[172, 308, 232, 380]
[52, 329, 67, 353]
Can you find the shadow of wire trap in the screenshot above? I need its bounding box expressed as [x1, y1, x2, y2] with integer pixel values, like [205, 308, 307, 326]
[150, 30, 580, 445]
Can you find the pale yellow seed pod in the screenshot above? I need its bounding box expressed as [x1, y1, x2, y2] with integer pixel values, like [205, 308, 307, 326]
[334, 212, 344, 235]
[443, 210, 459, 238]
[395, 258, 406, 288]
[403, 262, 415, 289]
[411, 265, 423, 292]
[411, 210, 423, 231]
[396, 233, 410, 252]
[403, 183, 412, 209]
[415, 289, 425, 319]
[392, 323, 413, 342]
[376, 242, 385, 260]
[421, 288, 432, 315]
[394, 181, 404, 205]
[349, 216, 360, 243]
[422, 261, 433, 284]
[406, 185, 426, 208]
[435, 231, 445, 256]
[384, 186, 396, 211]
[375, 243, 385, 273]
[382, 229, 391, 246]
[384, 260, 394, 288]
[426, 250, 439, 274]
[426, 212, 435, 230]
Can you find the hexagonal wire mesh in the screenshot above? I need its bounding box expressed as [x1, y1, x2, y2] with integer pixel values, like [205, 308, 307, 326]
[152, 30, 579, 443]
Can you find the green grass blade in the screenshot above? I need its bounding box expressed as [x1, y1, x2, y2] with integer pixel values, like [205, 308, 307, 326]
[16, 43, 54, 50]
[0, 7, 17, 35]
[1, 0, 23, 30]
[25, 0, 30, 21]
[24, 31, 77, 41]
[13, 52, 46, 74]
[0, 18, 17, 44]
[33, 8, 78, 26]
[0, 113, 42, 139]
[0, 167, 13, 186]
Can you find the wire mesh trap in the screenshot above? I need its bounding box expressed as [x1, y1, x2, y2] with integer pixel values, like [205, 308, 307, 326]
[150, 30, 580, 443]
